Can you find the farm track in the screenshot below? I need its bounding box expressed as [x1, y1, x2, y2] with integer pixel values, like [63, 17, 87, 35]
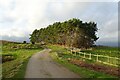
[25, 49, 80, 78]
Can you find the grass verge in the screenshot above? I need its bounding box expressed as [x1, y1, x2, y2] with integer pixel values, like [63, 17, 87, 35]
[50, 52, 117, 78]
[48, 44, 118, 78]
[2, 48, 43, 78]
[12, 58, 29, 78]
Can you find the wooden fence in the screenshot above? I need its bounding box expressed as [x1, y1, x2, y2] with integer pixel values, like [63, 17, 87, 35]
[71, 50, 120, 67]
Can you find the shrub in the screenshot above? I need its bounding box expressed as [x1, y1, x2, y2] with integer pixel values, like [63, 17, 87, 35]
[23, 41, 26, 44]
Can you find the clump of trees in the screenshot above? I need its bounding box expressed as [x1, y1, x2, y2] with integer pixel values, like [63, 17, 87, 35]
[30, 18, 99, 48]
[23, 41, 26, 44]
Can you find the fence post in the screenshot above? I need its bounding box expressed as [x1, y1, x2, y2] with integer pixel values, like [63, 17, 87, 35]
[108, 56, 109, 63]
[97, 54, 98, 62]
[84, 53, 85, 58]
[116, 58, 118, 66]
[75, 51, 77, 56]
[89, 53, 91, 60]
[71, 50, 72, 54]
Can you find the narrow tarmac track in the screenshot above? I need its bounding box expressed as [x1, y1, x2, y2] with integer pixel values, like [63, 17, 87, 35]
[25, 49, 80, 78]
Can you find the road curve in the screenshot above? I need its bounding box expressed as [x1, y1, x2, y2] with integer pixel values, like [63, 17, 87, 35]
[25, 49, 80, 78]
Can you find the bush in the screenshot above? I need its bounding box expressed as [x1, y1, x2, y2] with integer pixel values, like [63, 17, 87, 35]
[2, 54, 16, 63]
[23, 41, 26, 44]
[31, 41, 35, 44]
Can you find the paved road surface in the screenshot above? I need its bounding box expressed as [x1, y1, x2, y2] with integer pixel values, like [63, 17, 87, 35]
[25, 49, 80, 78]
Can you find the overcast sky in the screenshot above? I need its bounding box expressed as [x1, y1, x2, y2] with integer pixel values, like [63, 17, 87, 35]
[0, 0, 119, 46]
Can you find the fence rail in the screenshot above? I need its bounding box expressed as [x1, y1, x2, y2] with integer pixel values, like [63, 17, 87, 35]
[71, 50, 120, 67]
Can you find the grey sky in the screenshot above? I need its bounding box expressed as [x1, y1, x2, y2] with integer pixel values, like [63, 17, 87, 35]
[0, 0, 119, 46]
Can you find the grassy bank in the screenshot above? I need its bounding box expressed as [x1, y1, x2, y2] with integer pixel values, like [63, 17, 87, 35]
[1, 41, 43, 78]
[51, 53, 116, 78]
[2, 49, 43, 78]
[80, 46, 119, 57]
[48, 44, 118, 78]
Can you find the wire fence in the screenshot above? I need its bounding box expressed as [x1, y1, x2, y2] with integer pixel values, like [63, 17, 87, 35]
[71, 50, 120, 67]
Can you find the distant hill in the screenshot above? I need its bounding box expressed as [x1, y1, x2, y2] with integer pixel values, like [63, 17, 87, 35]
[0, 40, 15, 43]
[0, 40, 21, 45]
[96, 41, 118, 47]
[0, 40, 14, 43]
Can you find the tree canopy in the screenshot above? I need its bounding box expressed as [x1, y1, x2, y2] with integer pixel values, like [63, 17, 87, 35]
[30, 18, 99, 48]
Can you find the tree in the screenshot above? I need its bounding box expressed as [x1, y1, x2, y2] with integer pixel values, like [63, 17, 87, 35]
[30, 18, 99, 48]
[31, 41, 35, 44]
[29, 29, 39, 44]
[23, 41, 26, 44]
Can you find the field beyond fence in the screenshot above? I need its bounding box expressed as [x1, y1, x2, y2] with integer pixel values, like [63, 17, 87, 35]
[71, 49, 120, 67]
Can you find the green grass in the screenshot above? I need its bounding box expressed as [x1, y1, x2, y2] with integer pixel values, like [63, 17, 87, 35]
[48, 44, 118, 78]
[2, 41, 43, 78]
[74, 46, 120, 67]
[12, 58, 29, 78]
[50, 52, 116, 78]
[81, 46, 119, 57]
[2, 49, 42, 78]
[47, 44, 67, 52]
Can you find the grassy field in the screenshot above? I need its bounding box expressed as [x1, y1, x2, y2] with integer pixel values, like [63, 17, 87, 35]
[1, 40, 43, 78]
[1, 41, 119, 78]
[80, 46, 119, 57]
[48, 44, 119, 78]
[73, 46, 120, 67]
